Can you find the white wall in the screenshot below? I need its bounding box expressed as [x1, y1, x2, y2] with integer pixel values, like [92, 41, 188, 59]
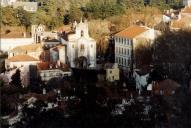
[5, 60, 39, 69]
[183, 0, 191, 7]
[0, 38, 34, 52]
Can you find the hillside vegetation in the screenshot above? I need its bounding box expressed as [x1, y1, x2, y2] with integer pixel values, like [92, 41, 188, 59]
[0, 0, 183, 54]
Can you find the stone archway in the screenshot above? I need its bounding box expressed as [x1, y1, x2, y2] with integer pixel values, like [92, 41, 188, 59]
[74, 56, 88, 69]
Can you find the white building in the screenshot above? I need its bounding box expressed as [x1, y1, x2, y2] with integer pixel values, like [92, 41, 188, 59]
[1, 0, 17, 7]
[61, 20, 96, 68]
[0, 38, 34, 52]
[39, 69, 71, 83]
[183, 0, 191, 7]
[106, 63, 120, 82]
[13, 2, 38, 12]
[114, 25, 155, 69]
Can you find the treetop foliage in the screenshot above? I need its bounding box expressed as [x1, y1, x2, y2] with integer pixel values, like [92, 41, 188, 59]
[1, 0, 183, 29]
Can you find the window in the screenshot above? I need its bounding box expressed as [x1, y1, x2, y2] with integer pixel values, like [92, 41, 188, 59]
[72, 44, 74, 48]
[129, 49, 131, 56]
[80, 44, 85, 51]
[110, 70, 112, 74]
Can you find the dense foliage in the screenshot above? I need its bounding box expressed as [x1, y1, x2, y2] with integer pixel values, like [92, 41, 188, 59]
[152, 30, 191, 85]
[0, 0, 183, 30]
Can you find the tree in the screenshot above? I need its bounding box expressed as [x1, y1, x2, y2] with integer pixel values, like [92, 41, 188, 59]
[134, 40, 153, 68]
[68, 2, 83, 22]
[0, 59, 6, 73]
[1, 6, 19, 26]
[32, 0, 65, 30]
[150, 0, 170, 10]
[153, 30, 191, 86]
[84, 0, 124, 19]
[15, 7, 32, 31]
[10, 69, 22, 87]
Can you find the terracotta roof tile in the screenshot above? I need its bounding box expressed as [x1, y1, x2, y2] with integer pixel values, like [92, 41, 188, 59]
[10, 44, 42, 53]
[182, 7, 191, 13]
[115, 25, 148, 39]
[7, 55, 39, 62]
[171, 16, 191, 29]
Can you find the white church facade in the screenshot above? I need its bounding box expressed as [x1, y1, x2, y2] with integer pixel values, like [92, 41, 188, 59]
[61, 20, 96, 68]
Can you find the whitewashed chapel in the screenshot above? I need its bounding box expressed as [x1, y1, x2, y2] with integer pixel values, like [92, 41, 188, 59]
[61, 20, 96, 68]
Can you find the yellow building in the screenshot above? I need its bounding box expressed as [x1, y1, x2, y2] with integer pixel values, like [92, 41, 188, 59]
[106, 63, 120, 82]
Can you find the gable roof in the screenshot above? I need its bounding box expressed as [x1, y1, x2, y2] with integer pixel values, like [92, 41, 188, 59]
[171, 16, 191, 29]
[10, 44, 42, 53]
[181, 6, 191, 14]
[115, 25, 149, 39]
[7, 55, 39, 62]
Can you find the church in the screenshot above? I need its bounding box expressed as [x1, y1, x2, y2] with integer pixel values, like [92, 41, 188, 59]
[61, 20, 96, 68]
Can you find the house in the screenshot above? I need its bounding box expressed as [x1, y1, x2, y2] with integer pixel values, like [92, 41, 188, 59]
[1, 0, 17, 7]
[38, 69, 71, 83]
[50, 45, 66, 64]
[13, 2, 38, 12]
[1, 25, 44, 52]
[5, 54, 40, 69]
[0, 38, 34, 52]
[114, 25, 155, 70]
[170, 15, 191, 30]
[42, 38, 61, 48]
[8, 44, 43, 59]
[183, 0, 191, 7]
[61, 20, 96, 68]
[31, 24, 45, 43]
[106, 63, 120, 82]
[152, 79, 180, 96]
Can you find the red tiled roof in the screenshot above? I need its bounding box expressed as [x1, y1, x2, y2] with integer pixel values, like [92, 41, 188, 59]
[115, 25, 148, 39]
